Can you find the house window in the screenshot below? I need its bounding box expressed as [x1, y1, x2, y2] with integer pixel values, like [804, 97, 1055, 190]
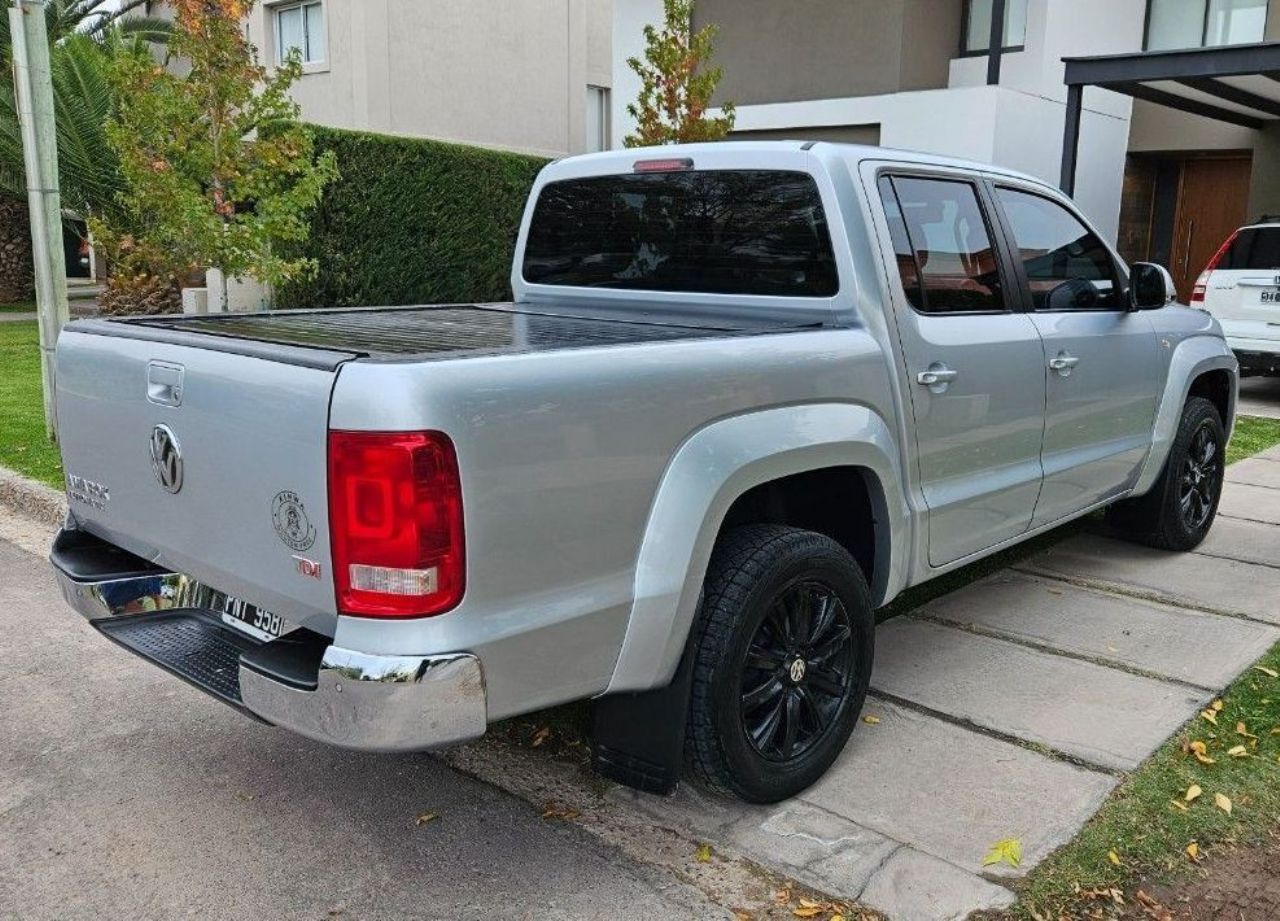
[586, 85, 610, 152]
[274, 1, 326, 66]
[963, 0, 1029, 54]
[1145, 0, 1268, 50]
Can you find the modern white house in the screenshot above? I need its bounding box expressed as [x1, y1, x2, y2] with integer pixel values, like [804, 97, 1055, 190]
[613, 0, 1280, 300]
[147, 0, 615, 158]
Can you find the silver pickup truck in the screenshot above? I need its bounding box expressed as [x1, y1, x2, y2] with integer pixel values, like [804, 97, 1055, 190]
[51, 142, 1237, 803]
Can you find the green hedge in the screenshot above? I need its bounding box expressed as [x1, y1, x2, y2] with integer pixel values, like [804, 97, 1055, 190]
[276, 126, 548, 309]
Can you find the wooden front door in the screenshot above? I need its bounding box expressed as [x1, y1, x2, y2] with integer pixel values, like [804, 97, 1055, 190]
[1170, 157, 1252, 302]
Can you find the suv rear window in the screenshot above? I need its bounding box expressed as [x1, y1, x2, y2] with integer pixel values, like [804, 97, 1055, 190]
[1220, 227, 1280, 271]
[522, 170, 839, 297]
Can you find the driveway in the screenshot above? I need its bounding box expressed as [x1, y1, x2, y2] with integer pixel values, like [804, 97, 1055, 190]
[0, 533, 727, 920]
[1238, 377, 1280, 419]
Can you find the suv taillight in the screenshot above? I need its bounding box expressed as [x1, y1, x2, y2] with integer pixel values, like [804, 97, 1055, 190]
[328, 431, 465, 618]
[1193, 230, 1240, 306]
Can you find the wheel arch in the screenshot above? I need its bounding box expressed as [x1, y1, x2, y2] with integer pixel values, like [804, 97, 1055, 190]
[1133, 338, 1238, 496]
[604, 403, 909, 695]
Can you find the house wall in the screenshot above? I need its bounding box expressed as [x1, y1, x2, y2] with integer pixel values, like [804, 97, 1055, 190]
[245, 0, 611, 157]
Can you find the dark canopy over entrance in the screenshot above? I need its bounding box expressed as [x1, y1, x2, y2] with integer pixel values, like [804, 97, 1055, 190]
[1060, 42, 1280, 195]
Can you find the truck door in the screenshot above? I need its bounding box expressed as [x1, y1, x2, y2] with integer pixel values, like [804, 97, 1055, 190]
[988, 183, 1160, 527]
[874, 172, 1047, 567]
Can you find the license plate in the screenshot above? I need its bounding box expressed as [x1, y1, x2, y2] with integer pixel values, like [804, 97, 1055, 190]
[221, 601, 289, 642]
[1261, 289, 1280, 304]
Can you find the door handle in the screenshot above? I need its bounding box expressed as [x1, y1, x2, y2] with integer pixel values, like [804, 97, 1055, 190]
[916, 363, 959, 393]
[1048, 352, 1081, 376]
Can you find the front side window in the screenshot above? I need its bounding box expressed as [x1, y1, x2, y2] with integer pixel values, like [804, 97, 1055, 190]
[996, 187, 1121, 311]
[1146, 0, 1268, 50]
[963, 0, 1029, 53]
[522, 170, 839, 297]
[879, 175, 1007, 315]
[275, 1, 325, 66]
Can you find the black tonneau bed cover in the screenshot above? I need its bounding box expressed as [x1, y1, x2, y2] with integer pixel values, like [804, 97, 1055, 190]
[67, 302, 818, 368]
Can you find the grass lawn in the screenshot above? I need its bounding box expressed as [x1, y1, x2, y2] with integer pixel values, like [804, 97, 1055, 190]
[0, 322, 63, 488]
[1228, 414, 1280, 465]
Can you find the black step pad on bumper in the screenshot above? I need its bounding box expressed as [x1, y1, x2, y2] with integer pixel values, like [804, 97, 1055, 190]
[97, 610, 263, 716]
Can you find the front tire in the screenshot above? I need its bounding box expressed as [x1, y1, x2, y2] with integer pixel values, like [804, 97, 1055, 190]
[1106, 396, 1226, 551]
[685, 525, 874, 803]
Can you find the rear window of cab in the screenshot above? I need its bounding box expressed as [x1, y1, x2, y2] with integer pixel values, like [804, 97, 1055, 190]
[522, 170, 839, 298]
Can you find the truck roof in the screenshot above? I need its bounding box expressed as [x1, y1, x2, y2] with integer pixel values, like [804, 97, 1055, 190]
[555, 140, 1046, 188]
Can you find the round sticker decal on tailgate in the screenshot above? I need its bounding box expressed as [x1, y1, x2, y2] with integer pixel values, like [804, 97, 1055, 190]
[272, 490, 317, 552]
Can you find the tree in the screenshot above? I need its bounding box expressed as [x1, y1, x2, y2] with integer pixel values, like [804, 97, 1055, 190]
[90, 0, 337, 309]
[624, 0, 734, 148]
[0, 1, 170, 301]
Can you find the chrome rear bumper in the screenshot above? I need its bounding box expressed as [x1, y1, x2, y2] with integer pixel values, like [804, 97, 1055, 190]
[51, 529, 486, 753]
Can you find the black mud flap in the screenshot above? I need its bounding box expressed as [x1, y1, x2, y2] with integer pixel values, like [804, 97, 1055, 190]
[589, 646, 695, 796]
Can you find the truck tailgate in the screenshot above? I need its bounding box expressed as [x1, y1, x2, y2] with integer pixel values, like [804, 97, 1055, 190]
[55, 326, 348, 637]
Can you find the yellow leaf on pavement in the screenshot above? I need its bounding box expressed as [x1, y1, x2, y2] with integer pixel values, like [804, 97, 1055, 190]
[862, 715, 881, 725]
[1252, 665, 1279, 678]
[1186, 842, 1200, 860]
[1214, 793, 1232, 814]
[1185, 784, 1202, 803]
[791, 909, 821, 919]
[695, 843, 713, 863]
[982, 837, 1022, 868]
[414, 812, 439, 826]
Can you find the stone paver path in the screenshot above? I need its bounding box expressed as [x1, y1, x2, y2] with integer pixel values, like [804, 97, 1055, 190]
[629, 443, 1280, 920]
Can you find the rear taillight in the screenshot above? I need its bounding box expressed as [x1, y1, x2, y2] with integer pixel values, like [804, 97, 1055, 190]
[328, 430, 465, 618]
[1193, 231, 1240, 306]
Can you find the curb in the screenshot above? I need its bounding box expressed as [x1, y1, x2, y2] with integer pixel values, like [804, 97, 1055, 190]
[0, 465, 66, 527]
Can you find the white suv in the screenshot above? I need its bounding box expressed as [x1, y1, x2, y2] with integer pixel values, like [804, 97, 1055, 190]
[1194, 219, 1280, 377]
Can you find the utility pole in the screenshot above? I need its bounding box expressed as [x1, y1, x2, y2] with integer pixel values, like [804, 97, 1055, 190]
[10, 0, 68, 440]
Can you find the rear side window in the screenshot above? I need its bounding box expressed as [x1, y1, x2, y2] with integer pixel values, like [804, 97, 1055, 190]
[1220, 227, 1280, 271]
[879, 175, 1007, 314]
[522, 170, 839, 297]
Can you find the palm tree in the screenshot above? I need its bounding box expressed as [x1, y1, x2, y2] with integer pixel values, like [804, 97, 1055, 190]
[0, 1, 170, 299]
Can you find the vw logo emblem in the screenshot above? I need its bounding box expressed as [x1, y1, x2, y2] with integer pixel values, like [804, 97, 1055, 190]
[789, 658, 807, 683]
[149, 424, 184, 494]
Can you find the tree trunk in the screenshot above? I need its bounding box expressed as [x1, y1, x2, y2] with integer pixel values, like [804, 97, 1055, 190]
[0, 194, 35, 304]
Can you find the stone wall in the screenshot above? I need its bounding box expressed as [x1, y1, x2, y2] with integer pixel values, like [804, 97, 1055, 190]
[0, 195, 34, 303]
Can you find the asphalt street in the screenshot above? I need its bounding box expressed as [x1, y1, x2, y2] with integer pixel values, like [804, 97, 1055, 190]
[0, 534, 721, 921]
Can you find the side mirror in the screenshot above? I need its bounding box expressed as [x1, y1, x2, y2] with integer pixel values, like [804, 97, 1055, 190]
[1129, 262, 1177, 311]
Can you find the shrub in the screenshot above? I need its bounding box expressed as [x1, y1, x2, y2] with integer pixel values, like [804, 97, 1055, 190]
[275, 126, 548, 310]
[98, 270, 182, 316]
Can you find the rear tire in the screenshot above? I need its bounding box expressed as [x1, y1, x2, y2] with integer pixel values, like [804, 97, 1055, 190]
[1106, 396, 1225, 551]
[684, 525, 874, 803]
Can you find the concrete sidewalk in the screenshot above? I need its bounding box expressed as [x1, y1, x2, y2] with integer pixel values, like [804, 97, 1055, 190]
[622, 444, 1280, 920]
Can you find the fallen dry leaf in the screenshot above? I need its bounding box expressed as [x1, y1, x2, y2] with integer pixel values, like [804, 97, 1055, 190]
[1186, 841, 1200, 860]
[695, 843, 713, 863]
[530, 727, 552, 747]
[791, 909, 821, 919]
[1214, 792, 1232, 814]
[1227, 745, 1249, 758]
[1200, 709, 1219, 726]
[414, 812, 439, 826]
[862, 715, 881, 725]
[1170, 799, 1188, 812]
[1252, 665, 1279, 678]
[541, 802, 581, 821]
[1237, 721, 1258, 740]
[1108, 849, 1122, 866]
[1185, 784, 1202, 803]
[1212, 699, 1224, 712]
[1189, 740, 1216, 764]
